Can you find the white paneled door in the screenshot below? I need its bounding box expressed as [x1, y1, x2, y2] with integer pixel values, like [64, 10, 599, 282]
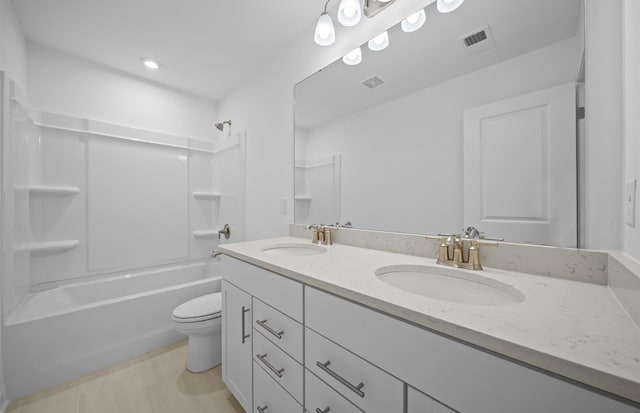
[463, 83, 577, 247]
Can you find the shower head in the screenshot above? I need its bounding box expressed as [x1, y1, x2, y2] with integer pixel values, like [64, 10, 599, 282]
[215, 120, 232, 131]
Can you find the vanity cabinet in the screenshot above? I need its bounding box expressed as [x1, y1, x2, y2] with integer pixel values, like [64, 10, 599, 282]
[221, 280, 252, 412]
[305, 286, 639, 413]
[222, 257, 304, 413]
[222, 255, 640, 413]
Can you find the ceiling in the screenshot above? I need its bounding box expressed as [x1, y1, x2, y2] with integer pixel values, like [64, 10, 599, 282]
[295, 0, 583, 129]
[11, 0, 323, 100]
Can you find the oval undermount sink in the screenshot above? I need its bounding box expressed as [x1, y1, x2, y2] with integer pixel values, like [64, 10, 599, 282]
[261, 243, 327, 256]
[376, 265, 525, 306]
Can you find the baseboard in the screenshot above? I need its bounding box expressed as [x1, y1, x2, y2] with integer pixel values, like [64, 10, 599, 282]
[0, 384, 8, 413]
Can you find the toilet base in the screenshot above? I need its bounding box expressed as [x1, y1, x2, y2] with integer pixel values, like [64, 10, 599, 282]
[186, 332, 221, 373]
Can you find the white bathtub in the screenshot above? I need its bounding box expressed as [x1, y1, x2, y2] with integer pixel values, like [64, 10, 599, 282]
[4, 261, 221, 400]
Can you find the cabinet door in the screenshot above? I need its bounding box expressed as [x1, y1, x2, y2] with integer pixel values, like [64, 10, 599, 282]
[222, 280, 253, 412]
[408, 386, 457, 413]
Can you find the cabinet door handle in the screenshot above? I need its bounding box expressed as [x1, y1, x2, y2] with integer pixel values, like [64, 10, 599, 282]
[257, 406, 268, 413]
[316, 408, 330, 413]
[241, 306, 250, 344]
[316, 360, 365, 398]
[256, 319, 284, 340]
[257, 353, 285, 378]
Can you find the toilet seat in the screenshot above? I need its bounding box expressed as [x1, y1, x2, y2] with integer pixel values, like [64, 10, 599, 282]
[172, 292, 222, 323]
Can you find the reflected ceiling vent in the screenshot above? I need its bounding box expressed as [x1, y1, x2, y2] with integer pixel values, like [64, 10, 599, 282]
[461, 25, 496, 56]
[361, 75, 385, 89]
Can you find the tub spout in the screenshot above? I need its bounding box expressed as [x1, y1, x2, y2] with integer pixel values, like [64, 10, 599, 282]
[210, 250, 223, 258]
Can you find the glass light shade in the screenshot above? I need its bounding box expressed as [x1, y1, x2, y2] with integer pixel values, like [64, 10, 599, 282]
[314, 12, 336, 46]
[342, 47, 362, 65]
[401, 9, 426, 32]
[338, 0, 362, 27]
[368, 31, 389, 51]
[437, 0, 465, 13]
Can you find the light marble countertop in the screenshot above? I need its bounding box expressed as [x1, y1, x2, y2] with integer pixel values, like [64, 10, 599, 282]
[218, 236, 640, 404]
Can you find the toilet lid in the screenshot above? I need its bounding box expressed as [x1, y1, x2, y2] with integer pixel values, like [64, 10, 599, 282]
[173, 292, 222, 319]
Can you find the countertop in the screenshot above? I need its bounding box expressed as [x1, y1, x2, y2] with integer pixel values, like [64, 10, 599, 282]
[218, 236, 640, 404]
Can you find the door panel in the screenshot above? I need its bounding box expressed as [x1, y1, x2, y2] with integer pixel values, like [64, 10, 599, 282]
[463, 83, 577, 247]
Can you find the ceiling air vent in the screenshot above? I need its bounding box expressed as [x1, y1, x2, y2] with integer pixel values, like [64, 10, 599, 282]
[460, 25, 496, 56]
[361, 75, 385, 90]
[463, 30, 487, 47]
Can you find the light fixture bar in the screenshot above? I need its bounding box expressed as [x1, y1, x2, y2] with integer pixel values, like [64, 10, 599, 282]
[363, 0, 396, 18]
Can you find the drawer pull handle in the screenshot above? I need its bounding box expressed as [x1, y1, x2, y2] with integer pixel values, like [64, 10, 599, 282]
[316, 408, 330, 413]
[257, 353, 285, 378]
[316, 360, 365, 398]
[257, 406, 268, 413]
[241, 306, 250, 344]
[257, 319, 284, 340]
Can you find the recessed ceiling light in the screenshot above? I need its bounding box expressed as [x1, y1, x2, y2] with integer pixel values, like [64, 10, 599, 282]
[142, 58, 160, 70]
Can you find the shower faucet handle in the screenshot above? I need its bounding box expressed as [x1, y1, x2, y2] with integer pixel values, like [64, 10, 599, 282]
[218, 224, 231, 240]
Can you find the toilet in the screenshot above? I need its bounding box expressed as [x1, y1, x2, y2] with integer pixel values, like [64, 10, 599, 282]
[171, 292, 222, 372]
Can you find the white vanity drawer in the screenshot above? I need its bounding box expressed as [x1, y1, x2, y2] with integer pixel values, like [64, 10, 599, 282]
[253, 328, 304, 404]
[305, 327, 403, 413]
[223, 256, 303, 322]
[254, 360, 303, 413]
[408, 386, 457, 413]
[305, 369, 362, 413]
[253, 297, 303, 363]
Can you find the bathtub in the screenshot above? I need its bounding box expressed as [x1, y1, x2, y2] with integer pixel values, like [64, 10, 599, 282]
[3, 261, 221, 400]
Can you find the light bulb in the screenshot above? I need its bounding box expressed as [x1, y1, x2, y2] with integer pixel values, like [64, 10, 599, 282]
[338, 0, 362, 27]
[142, 58, 160, 70]
[342, 47, 362, 65]
[368, 31, 389, 51]
[437, 0, 465, 13]
[401, 9, 426, 33]
[314, 12, 335, 46]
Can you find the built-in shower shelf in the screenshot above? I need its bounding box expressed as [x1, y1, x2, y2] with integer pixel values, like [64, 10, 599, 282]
[193, 191, 221, 200]
[28, 186, 80, 196]
[29, 240, 80, 256]
[193, 230, 218, 239]
[295, 195, 312, 201]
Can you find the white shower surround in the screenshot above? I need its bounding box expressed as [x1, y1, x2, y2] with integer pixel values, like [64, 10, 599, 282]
[1, 78, 246, 401]
[4, 261, 221, 400]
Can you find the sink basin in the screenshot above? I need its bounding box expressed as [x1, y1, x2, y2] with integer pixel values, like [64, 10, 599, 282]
[376, 265, 525, 306]
[261, 243, 327, 256]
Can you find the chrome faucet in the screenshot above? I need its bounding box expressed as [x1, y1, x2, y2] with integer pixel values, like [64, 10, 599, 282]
[432, 229, 502, 270]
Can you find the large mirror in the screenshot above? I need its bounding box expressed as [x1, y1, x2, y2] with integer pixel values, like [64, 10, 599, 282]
[294, 0, 584, 247]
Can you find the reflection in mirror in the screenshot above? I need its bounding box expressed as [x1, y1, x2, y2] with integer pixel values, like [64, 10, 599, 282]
[294, 0, 584, 247]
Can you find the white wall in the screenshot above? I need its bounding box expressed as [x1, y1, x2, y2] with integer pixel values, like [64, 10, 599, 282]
[0, 0, 26, 407]
[0, 0, 27, 92]
[301, 38, 580, 235]
[27, 43, 218, 141]
[219, 0, 438, 240]
[583, 0, 624, 250]
[622, 0, 640, 261]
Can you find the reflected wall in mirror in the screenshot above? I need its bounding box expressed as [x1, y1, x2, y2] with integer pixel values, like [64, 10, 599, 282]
[294, 0, 584, 247]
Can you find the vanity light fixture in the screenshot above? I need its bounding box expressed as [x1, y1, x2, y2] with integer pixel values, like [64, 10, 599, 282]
[314, 1, 336, 46]
[401, 9, 426, 32]
[337, 0, 362, 27]
[368, 30, 389, 51]
[437, 0, 465, 13]
[142, 58, 160, 70]
[342, 46, 362, 65]
[363, 0, 396, 18]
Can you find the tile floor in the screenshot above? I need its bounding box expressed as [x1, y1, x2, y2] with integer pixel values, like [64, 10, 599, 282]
[6, 340, 244, 413]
